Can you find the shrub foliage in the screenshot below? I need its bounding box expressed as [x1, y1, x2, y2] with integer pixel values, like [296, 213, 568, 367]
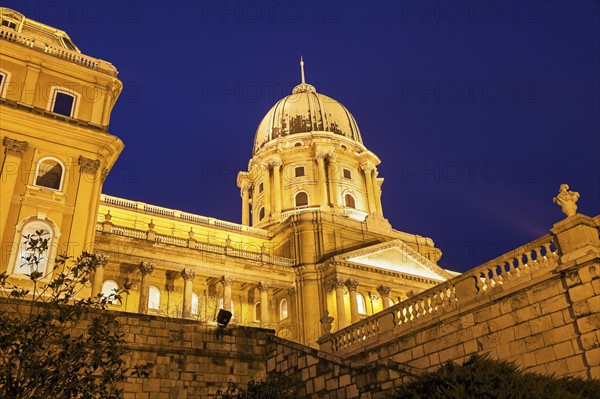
[0, 230, 151, 399]
[214, 373, 298, 399]
[394, 354, 600, 399]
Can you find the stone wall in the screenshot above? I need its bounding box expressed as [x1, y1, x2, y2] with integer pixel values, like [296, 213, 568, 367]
[0, 299, 273, 399]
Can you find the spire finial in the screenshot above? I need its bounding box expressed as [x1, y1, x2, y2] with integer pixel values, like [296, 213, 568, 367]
[300, 56, 305, 84]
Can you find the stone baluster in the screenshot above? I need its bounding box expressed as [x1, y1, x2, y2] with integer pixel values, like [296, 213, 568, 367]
[181, 269, 197, 318]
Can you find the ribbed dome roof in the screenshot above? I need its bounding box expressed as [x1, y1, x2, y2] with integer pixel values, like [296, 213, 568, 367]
[253, 61, 363, 155]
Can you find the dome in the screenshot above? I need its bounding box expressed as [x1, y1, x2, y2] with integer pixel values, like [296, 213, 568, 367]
[253, 61, 363, 154]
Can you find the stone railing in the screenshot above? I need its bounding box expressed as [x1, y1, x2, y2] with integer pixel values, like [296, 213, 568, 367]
[0, 28, 34, 47]
[342, 208, 368, 221]
[100, 194, 271, 238]
[0, 27, 115, 75]
[280, 206, 321, 220]
[323, 234, 559, 355]
[44, 43, 100, 70]
[96, 222, 294, 268]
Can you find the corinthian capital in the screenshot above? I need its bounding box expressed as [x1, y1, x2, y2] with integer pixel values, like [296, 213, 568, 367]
[181, 268, 197, 281]
[315, 151, 327, 161]
[257, 281, 271, 292]
[329, 276, 346, 290]
[79, 156, 101, 174]
[221, 276, 235, 286]
[360, 162, 374, 173]
[3, 137, 29, 156]
[377, 285, 392, 297]
[139, 261, 155, 275]
[345, 279, 359, 291]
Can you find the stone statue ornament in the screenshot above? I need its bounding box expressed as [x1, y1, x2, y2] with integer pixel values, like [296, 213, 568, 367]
[320, 311, 335, 335]
[553, 184, 580, 217]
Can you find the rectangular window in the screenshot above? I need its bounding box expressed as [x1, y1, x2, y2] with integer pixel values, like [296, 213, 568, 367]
[343, 169, 352, 179]
[295, 166, 305, 177]
[258, 182, 264, 193]
[0, 73, 4, 97]
[1, 20, 17, 30]
[52, 92, 75, 117]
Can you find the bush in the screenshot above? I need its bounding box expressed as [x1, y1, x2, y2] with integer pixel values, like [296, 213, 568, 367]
[214, 373, 297, 399]
[394, 354, 600, 399]
[0, 230, 152, 399]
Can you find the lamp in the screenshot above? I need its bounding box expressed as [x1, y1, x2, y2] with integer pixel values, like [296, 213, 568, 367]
[216, 309, 232, 328]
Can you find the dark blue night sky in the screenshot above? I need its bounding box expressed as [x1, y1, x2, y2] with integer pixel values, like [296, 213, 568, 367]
[9, 1, 599, 272]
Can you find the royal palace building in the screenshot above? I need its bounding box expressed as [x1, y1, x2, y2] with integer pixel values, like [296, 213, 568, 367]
[0, 8, 457, 347]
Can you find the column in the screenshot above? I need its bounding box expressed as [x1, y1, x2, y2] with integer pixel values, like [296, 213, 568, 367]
[372, 172, 384, 217]
[288, 287, 298, 329]
[0, 138, 28, 250]
[377, 285, 392, 309]
[241, 184, 250, 226]
[70, 156, 101, 256]
[316, 153, 328, 207]
[138, 261, 155, 314]
[91, 254, 109, 298]
[261, 164, 271, 217]
[327, 154, 341, 207]
[361, 163, 377, 214]
[346, 279, 360, 323]
[272, 160, 282, 214]
[258, 281, 270, 326]
[222, 276, 234, 312]
[331, 277, 347, 330]
[181, 269, 197, 318]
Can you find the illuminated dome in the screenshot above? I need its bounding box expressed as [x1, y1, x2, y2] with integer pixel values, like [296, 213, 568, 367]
[253, 60, 363, 154]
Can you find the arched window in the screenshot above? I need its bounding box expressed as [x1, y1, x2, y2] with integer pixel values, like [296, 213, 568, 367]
[148, 286, 161, 310]
[35, 158, 64, 191]
[191, 293, 199, 315]
[14, 220, 54, 276]
[295, 192, 308, 208]
[254, 302, 261, 322]
[258, 207, 265, 221]
[293, 141, 303, 147]
[101, 280, 119, 304]
[356, 293, 367, 315]
[279, 299, 288, 320]
[345, 194, 356, 209]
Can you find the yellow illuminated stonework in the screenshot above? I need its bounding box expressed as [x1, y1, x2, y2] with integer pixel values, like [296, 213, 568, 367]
[2, 14, 598, 386]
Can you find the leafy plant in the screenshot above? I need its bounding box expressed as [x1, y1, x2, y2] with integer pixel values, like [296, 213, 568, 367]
[394, 354, 600, 399]
[0, 230, 152, 399]
[214, 373, 297, 399]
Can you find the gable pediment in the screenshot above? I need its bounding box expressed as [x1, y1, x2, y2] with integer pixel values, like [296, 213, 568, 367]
[336, 240, 451, 281]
